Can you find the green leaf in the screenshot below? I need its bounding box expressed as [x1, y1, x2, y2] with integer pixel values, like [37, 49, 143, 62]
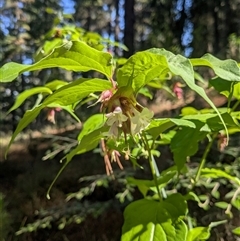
[5, 105, 42, 156]
[0, 62, 29, 83]
[191, 54, 240, 81]
[233, 82, 240, 100]
[182, 112, 239, 132]
[8, 87, 52, 113]
[232, 227, 240, 236]
[78, 114, 106, 141]
[58, 105, 81, 123]
[206, 112, 238, 131]
[127, 170, 177, 196]
[117, 50, 169, 91]
[138, 87, 153, 99]
[215, 202, 229, 209]
[170, 121, 209, 171]
[45, 80, 68, 91]
[46, 125, 108, 199]
[209, 77, 233, 97]
[181, 107, 199, 115]
[5, 78, 111, 155]
[186, 227, 210, 241]
[200, 168, 240, 186]
[231, 197, 240, 210]
[0, 41, 113, 82]
[43, 78, 112, 106]
[66, 126, 108, 163]
[148, 49, 229, 141]
[121, 194, 188, 241]
[147, 118, 196, 140]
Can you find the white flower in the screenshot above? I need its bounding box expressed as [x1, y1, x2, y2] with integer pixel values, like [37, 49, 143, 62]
[106, 106, 128, 127]
[105, 106, 128, 138]
[131, 107, 154, 134]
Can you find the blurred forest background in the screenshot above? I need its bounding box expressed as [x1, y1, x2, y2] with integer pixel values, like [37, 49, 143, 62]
[0, 0, 240, 240]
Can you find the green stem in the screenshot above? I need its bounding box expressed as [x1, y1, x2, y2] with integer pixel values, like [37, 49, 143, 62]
[187, 216, 193, 230]
[231, 99, 240, 112]
[193, 133, 217, 186]
[142, 132, 162, 201]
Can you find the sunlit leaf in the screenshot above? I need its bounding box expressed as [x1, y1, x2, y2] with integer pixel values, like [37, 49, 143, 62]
[147, 118, 196, 140]
[78, 114, 106, 141]
[201, 168, 240, 186]
[66, 126, 108, 163]
[5, 105, 42, 156]
[117, 50, 169, 91]
[8, 87, 52, 113]
[186, 227, 210, 241]
[191, 54, 240, 82]
[43, 78, 111, 106]
[121, 194, 188, 241]
[232, 227, 240, 236]
[5, 78, 111, 155]
[45, 80, 68, 91]
[0, 41, 113, 82]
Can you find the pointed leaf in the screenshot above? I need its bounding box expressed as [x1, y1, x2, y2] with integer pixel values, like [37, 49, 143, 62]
[78, 114, 106, 141]
[148, 49, 229, 139]
[147, 118, 196, 140]
[45, 80, 68, 91]
[0, 62, 29, 83]
[215, 202, 229, 209]
[200, 168, 240, 186]
[66, 126, 108, 163]
[59, 105, 81, 123]
[8, 87, 52, 113]
[0, 41, 113, 82]
[6, 78, 111, 154]
[43, 78, 112, 106]
[5, 105, 42, 156]
[232, 227, 240, 236]
[186, 227, 210, 241]
[191, 54, 240, 82]
[120, 48, 228, 139]
[182, 112, 239, 131]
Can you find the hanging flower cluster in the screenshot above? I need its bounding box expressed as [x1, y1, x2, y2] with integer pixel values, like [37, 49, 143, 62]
[96, 85, 154, 174]
[100, 89, 154, 139]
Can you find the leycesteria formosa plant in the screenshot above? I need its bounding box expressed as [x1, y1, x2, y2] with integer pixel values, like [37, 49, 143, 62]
[1, 35, 240, 240]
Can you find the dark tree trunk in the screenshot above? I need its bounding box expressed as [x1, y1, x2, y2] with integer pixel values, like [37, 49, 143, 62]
[114, 0, 120, 55]
[123, 0, 135, 58]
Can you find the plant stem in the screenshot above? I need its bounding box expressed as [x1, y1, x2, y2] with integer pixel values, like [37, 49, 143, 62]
[142, 132, 162, 201]
[187, 216, 193, 230]
[231, 99, 240, 112]
[193, 134, 217, 186]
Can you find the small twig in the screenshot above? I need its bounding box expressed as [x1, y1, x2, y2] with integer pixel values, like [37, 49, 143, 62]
[142, 132, 162, 201]
[193, 133, 217, 188]
[42, 142, 77, 161]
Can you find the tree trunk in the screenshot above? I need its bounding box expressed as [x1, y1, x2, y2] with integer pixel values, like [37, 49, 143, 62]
[123, 0, 135, 58]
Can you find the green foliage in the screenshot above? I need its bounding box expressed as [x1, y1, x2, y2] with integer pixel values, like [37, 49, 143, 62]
[1, 28, 240, 240]
[122, 194, 188, 241]
[0, 41, 113, 83]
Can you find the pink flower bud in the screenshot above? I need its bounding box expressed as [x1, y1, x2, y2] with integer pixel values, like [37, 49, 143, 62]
[173, 82, 183, 99]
